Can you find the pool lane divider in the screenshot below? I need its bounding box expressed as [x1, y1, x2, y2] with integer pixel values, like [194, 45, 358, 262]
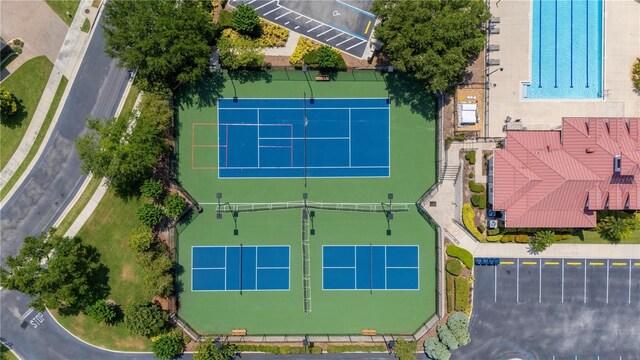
[585, 0, 589, 88]
[570, 0, 574, 88]
[538, 0, 543, 88]
[554, 0, 558, 88]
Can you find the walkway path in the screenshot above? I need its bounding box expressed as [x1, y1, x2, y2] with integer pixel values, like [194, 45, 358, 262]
[262, 31, 300, 57]
[422, 141, 640, 260]
[0, 0, 95, 193]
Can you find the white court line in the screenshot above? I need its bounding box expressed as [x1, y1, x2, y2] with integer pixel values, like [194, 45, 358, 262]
[256, 109, 260, 168]
[336, 36, 355, 46]
[346, 40, 366, 51]
[539, 260, 542, 303]
[221, 107, 388, 110]
[254, 0, 275, 10]
[629, 259, 632, 304]
[327, 33, 343, 41]
[307, 24, 324, 33]
[354, 247, 357, 289]
[275, 11, 291, 20]
[224, 247, 227, 290]
[317, 29, 332, 37]
[348, 108, 352, 166]
[584, 259, 587, 303]
[516, 258, 520, 303]
[561, 258, 564, 303]
[494, 265, 497, 303]
[260, 137, 350, 140]
[606, 259, 609, 303]
[263, 6, 281, 16]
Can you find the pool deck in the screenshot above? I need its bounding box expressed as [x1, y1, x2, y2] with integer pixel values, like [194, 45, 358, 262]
[487, 0, 640, 137]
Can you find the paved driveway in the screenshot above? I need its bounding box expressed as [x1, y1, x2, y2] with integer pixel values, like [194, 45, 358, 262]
[0, 0, 68, 72]
[455, 258, 640, 359]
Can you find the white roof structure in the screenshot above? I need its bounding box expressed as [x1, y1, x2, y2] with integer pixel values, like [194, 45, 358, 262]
[458, 103, 478, 125]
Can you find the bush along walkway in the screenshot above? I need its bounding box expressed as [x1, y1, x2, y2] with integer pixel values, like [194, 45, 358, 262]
[0, 0, 93, 197]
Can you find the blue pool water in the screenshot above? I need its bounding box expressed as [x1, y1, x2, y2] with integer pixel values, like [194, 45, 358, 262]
[524, 0, 603, 99]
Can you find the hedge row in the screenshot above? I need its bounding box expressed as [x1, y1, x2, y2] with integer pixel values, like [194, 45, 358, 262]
[446, 274, 454, 313]
[445, 259, 462, 276]
[462, 203, 483, 241]
[235, 344, 322, 354]
[446, 244, 474, 269]
[470, 194, 486, 209]
[468, 181, 485, 193]
[326, 344, 387, 353]
[454, 277, 470, 312]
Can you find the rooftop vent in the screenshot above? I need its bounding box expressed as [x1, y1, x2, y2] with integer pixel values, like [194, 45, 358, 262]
[586, 148, 595, 153]
[614, 155, 621, 174]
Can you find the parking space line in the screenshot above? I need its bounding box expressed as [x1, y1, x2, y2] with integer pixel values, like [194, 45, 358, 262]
[539, 260, 542, 303]
[263, 7, 281, 16]
[589, 262, 605, 266]
[284, 21, 289, 25]
[248, 0, 257, 4]
[295, 15, 303, 20]
[345, 40, 365, 50]
[327, 33, 342, 41]
[306, 19, 314, 24]
[561, 259, 564, 303]
[364, 20, 372, 34]
[522, 261, 537, 265]
[254, 0, 276, 10]
[634, 262, 640, 266]
[606, 259, 609, 303]
[317, 29, 333, 37]
[295, 26, 300, 29]
[275, 11, 291, 20]
[567, 261, 582, 266]
[494, 265, 497, 303]
[307, 24, 323, 32]
[630, 259, 633, 304]
[612, 262, 627, 266]
[516, 258, 520, 303]
[545, 261, 559, 265]
[500, 260, 514, 265]
[584, 259, 587, 303]
[336, 36, 355, 46]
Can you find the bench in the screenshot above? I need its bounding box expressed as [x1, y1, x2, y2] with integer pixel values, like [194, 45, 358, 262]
[231, 329, 247, 336]
[315, 74, 330, 81]
[361, 329, 377, 336]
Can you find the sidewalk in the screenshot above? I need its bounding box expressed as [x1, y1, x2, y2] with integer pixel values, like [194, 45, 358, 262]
[422, 141, 640, 260]
[0, 0, 94, 191]
[262, 31, 300, 57]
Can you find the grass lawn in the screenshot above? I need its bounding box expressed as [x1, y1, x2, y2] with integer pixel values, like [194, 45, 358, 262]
[561, 227, 640, 244]
[0, 56, 54, 170]
[54, 176, 102, 235]
[45, 0, 80, 26]
[0, 344, 18, 360]
[52, 189, 152, 351]
[0, 77, 67, 201]
[81, 18, 91, 33]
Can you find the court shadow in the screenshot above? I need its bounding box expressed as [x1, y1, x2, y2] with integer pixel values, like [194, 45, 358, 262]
[174, 263, 185, 295]
[384, 72, 437, 121]
[174, 71, 225, 110]
[228, 69, 272, 84]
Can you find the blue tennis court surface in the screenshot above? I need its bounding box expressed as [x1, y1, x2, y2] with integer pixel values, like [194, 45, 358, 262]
[322, 245, 419, 290]
[192, 246, 290, 291]
[217, 98, 390, 178]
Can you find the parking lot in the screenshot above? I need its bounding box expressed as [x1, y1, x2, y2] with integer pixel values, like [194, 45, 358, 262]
[455, 258, 640, 359]
[231, 0, 376, 58]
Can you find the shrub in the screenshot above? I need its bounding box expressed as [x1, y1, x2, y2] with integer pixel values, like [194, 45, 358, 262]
[446, 244, 474, 269]
[632, 58, 640, 90]
[454, 277, 470, 312]
[289, 37, 320, 65]
[128, 225, 154, 253]
[596, 213, 639, 243]
[470, 194, 487, 209]
[424, 337, 451, 360]
[555, 234, 571, 241]
[446, 274, 454, 313]
[476, 224, 486, 234]
[468, 180, 485, 193]
[529, 230, 554, 252]
[437, 324, 459, 350]
[124, 301, 168, 337]
[515, 234, 530, 243]
[0, 88, 19, 120]
[218, 9, 233, 28]
[137, 204, 165, 227]
[486, 235, 501, 242]
[326, 344, 387, 352]
[393, 338, 416, 360]
[316, 45, 342, 71]
[500, 234, 514, 242]
[140, 179, 164, 201]
[85, 300, 118, 325]
[232, 4, 262, 37]
[235, 344, 321, 354]
[217, 32, 265, 70]
[257, 20, 289, 47]
[447, 312, 471, 346]
[152, 333, 184, 360]
[445, 259, 462, 276]
[487, 228, 500, 236]
[465, 151, 476, 165]
[462, 203, 483, 241]
[195, 341, 238, 360]
[164, 193, 186, 219]
[468, 172, 474, 179]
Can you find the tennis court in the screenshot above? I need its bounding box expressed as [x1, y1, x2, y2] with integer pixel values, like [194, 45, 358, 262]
[192, 246, 290, 291]
[217, 98, 390, 178]
[322, 245, 419, 290]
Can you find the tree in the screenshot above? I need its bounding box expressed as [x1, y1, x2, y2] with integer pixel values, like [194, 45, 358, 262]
[128, 225, 154, 253]
[195, 341, 238, 360]
[137, 204, 165, 228]
[529, 230, 554, 253]
[447, 312, 471, 346]
[217, 34, 264, 70]
[124, 301, 168, 337]
[232, 4, 262, 37]
[316, 45, 341, 71]
[164, 193, 187, 219]
[152, 333, 184, 360]
[424, 337, 451, 360]
[597, 214, 639, 243]
[436, 324, 459, 350]
[0, 88, 18, 120]
[141, 179, 164, 202]
[85, 300, 119, 325]
[0, 230, 109, 314]
[393, 338, 416, 360]
[138, 250, 174, 298]
[102, 0, 216, 92]
[371, 0, 490, 92]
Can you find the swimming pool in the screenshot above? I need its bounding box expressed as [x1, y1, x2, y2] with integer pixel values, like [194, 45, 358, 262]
[524, 0, 603, 99]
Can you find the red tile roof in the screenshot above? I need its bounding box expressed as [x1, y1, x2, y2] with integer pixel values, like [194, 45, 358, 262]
[492, 118, 640, 228]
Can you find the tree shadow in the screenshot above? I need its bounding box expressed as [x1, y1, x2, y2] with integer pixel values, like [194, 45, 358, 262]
[174, 263, 185, 295]
[228, 69, 272, 85]
[0, 98, 26, 129]
[384, 72, 437, 120]
[174, 71, 226, 111]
